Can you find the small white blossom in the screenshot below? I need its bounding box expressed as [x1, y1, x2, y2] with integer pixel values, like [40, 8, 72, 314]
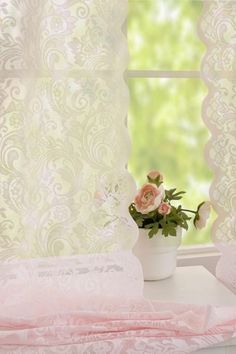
[194, 201, 211, 229]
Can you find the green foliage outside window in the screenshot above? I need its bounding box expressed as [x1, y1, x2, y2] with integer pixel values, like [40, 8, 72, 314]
[128, 0, 205, 70]
[127, 0, 215, 245]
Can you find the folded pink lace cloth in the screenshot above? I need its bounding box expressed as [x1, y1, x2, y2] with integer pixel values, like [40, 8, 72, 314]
[0, 251, 236, 353]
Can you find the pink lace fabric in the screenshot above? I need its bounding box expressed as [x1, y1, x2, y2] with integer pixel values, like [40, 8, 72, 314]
[0, 252, 236, 354]
[0, 251, 144, 318]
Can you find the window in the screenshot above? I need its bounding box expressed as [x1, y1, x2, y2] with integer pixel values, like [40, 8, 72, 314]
[127, 0, 216, 246]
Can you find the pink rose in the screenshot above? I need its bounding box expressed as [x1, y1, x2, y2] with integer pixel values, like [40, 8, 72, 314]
[134, 183, 164, 214]
[158, 202, 172, 215]
[147, 170, 163, 182]
[194, 201, 211, 229]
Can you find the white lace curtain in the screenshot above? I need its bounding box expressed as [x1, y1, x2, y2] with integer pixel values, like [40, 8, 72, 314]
[0, 0, 137, 260]
[199, 0, 236, 293]
[0, 1, 236, 353]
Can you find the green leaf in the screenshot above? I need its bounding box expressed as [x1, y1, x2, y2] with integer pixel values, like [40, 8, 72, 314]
[165, 188, 186, 202]
[168, 228, 177, 236]
[136, 218, 144, 227]
[148, 223, 159, 238]
[181, 219, 189, 230]
[171, 196, 183, 200]
[168, 188, 177, 194]
[179, 211, 192, 220]
[173, 191, 186, 196]
[162, 226, 169, 237]
[147, 175, 163, 187]
[144, 223, 155, 229]
[159, 219, 166, 228]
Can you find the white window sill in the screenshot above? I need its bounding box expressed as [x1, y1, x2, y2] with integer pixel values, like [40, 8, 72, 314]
[178, 244, 219, 256]
[177, 244, 220, 275]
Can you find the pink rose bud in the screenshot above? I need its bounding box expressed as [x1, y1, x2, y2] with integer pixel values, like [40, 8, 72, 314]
[134, 183, 164, 214]
[147, 170, 163, 182]
[158, 202, 172, 216]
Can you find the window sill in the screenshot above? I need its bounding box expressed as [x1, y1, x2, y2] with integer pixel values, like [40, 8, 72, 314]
[178, 244, 219, 256]
[177, 244, 220, 275]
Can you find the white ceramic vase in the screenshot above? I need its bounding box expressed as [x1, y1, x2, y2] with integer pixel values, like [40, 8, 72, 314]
[133, 227, 182, 281]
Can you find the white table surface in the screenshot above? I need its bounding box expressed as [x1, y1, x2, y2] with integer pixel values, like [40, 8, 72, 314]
[143, 266, 236, 354]
[143, 265, 236, 306]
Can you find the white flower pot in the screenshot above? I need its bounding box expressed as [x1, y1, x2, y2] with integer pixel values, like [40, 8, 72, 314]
[133, 227, 182, 281]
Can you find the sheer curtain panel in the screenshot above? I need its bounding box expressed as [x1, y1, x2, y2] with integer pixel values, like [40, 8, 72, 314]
[199, 0, 236, 294]
[0, 0, 137, 260]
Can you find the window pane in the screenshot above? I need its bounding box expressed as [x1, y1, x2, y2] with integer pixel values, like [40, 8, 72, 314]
[128, 78, 215, 245]
[128, 0, 205, 70]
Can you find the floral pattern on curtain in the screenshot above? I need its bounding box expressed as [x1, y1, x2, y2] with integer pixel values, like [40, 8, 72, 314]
[199, 0, 236, 293]
[0, 2, 236, 353]
[0, 0, 138, 260]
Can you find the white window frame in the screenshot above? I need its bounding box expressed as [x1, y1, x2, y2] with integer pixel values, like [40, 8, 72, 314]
[127, 70, 201, 78]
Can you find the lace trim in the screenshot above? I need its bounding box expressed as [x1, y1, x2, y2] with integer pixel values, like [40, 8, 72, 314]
[199, 0, 236, 291]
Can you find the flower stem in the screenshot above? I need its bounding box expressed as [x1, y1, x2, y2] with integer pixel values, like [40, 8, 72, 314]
[181, 209, 197, 214]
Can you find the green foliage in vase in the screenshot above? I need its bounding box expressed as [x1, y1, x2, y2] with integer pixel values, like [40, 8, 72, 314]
[129, 171, 211, 239]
